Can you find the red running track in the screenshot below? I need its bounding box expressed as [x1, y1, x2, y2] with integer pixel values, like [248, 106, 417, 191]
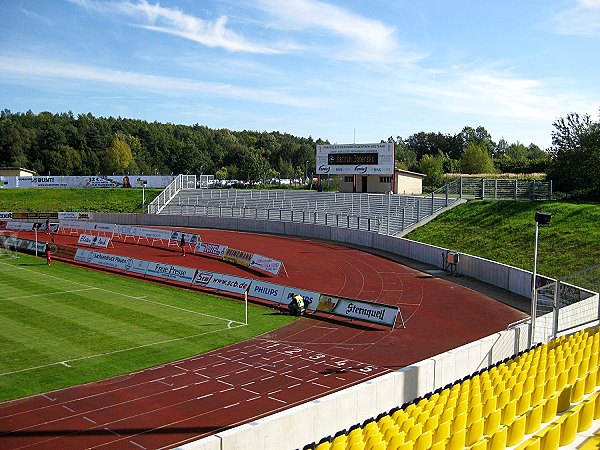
[0, 228, 526, 449]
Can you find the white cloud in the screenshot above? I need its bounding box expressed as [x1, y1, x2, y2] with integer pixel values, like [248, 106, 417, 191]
[255, 0, 418, 63]
[70, 0, 279, 53]
[0, 55, 315, 107]
[551, 0, 600, 36]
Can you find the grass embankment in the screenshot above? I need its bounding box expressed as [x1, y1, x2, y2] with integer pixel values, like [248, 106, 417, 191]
[0, 254, 295, 401]
[0, 188, 161, 213]
[406, 201, 600, 282]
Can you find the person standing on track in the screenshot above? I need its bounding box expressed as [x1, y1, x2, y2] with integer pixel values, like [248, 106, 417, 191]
[45, 218, 50, 234]
[44, 241, 51, 265]
[180, 233, 186, 256]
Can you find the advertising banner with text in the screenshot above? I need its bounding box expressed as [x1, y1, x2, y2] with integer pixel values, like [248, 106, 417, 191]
[145, 262, 196, 283]
[192, 271, 252, 294]
[249, 254, 283, 275]
[77, 234, 111, 248]
[194, 241, 229, 257]
[315, 294, 398, 327]
[223, 248, 253, 267]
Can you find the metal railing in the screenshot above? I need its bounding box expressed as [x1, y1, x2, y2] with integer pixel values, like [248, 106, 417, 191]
[156, 188, 460, 235]
[441, 177, 552, 200]
[147, 175, 196, 214]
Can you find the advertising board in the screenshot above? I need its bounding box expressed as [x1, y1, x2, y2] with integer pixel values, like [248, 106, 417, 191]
[315, 294, 398, 327]
[316, 142, 394, 175]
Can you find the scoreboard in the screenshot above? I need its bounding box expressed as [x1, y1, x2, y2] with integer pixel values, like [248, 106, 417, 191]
[316, 143, 394, 175]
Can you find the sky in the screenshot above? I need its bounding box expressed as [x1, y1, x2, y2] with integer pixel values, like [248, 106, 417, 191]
[1, 0, 599, 149]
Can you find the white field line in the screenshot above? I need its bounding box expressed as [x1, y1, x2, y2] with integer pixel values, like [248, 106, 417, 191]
[0, 323, 246, 377]
[0, 260, 245, 324]
[0, 260, 248, 377]
[2, 287, 99, 301]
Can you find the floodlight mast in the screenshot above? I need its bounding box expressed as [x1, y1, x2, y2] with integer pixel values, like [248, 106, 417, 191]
[530, 211, 552, 347]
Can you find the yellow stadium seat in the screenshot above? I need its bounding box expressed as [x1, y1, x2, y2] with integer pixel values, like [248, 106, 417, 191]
[315, 442, 330, 450]
[440, 407, 455, 424]
[348, 441, 366, 450]
[396, 441, 414, 450]
[452, 411, 468, 434]
[383, 425, 400, 443]
[468, 403, 483, 426]
[525, 403, 543, 435]
[466, 418, 484, 446]
[467, 438, 487, 450]
[365, 435, 384, 450]
[557, 370, 569, 391]
[414, 430, 432, 450]
[331, 442, 345, 450]
[501, 399, 517, 425]
[544, 376, 557, 399]
[584, 368, 597, 394]
[392, 409, 408, 425]
[571, 377, 586, 403]
[424, 415, 438, 432]
[433, 420, 451, 444]
[517, 390, 532, 416]
[483, 396, 497, 417]
[487, 425, 507, 450]
[567, 364, 579, 385]
[577, 399, 594, 432]
[542, 392, 559, 423]
[592, 391, 600, 420]
[531, 385, 544, 408]
[446, 428, 466, 450]
[578, 357, 589, 378]
[557, 385, 572, 413]
[559, 410, 578, 447]
[387, 433, 405, 450]
[484, 408, 502, 436]
[400, 417, 415, 434]
[406, 423, 422, 443]
[416, 410, 430, 425]
[366, 442, 385, 450]
[538, 421, 560, 450]
[506, 414, 526, 446]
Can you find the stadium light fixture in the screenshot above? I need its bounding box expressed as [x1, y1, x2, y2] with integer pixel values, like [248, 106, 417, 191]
[530, 211, 551, 346]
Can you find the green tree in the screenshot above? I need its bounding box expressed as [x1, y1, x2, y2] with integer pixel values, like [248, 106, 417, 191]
[460, 142, 496, 174]
[104, 132, 133, 174]
[417, 153, 444, 189]
[548, 112, 600, 198]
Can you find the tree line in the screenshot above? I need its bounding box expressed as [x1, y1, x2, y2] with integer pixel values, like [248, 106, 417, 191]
[0, 109, 597, 198]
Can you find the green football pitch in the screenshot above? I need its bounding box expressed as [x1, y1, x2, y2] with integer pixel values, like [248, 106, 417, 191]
[0, 253, 295, 402]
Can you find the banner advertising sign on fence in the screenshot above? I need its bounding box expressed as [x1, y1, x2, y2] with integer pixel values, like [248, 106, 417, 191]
[192, 271, 252, 294]
[249, 254, 283, 275]
[77, 234, 111, 248]
[12, 212, 59, 220]
[249, 280, 286, 303]
[0, 212, 12, 219]
[315, 294, 398, 327]
[6, 221, 34, 231]
[281, 287, 321, 311]
[223, 248, 253, 267]
[133, 227, 172, 241]
[59, 212, 91, 221]
[169, 231, 200, 245]
[145, 262, 196, 283]
[194, 241, 228, 257]
[6, 175, 174, 189]
[75, 249, 130, 271]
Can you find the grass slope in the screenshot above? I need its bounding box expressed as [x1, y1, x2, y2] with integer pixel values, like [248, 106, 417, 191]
[406, 201, 600, 280]
[0, 254, 295, 401]
[0, 188, 161, 213]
